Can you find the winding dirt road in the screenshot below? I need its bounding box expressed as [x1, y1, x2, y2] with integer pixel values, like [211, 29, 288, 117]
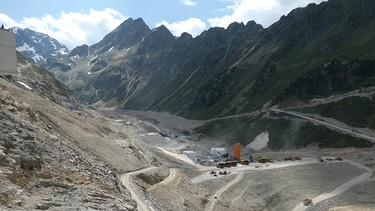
[205, 172, 244, 211]
[194, 157, 372, 211]
[292, 159, 373, 211]
[120, 137, 373, 211]
[271, 109, 375, 143]
[116, 109, 374, 211]
[148, 168, 178, 191]
[121, 167, 157, 211]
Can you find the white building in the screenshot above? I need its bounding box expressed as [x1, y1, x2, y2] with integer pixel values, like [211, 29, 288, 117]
[0, 28, 17, 75]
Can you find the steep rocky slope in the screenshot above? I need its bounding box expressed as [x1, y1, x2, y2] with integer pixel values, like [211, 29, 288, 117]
[0, 54, 154, 210]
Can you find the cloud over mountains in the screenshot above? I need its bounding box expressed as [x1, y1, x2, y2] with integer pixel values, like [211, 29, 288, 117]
[0, 0, 325, 49]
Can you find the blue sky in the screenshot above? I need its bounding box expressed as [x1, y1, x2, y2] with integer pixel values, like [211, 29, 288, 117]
[0, 0, 326, 49]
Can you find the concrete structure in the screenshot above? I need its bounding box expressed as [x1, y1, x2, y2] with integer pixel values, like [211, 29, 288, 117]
[211, 148, 228, 161]
[0, 28, 17, 75]
[234, 143, 241, 160]
[211, 148, 228, 157]
[184, 151, 197, 162]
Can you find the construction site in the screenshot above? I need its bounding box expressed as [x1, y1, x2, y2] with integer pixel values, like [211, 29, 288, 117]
[0, 15, 374, 211]
[98, 109, 375, 211]
[0, 68, 374, 210]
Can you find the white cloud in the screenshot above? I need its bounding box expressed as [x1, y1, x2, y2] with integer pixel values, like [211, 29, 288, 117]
[0, 8, 126, 49]
[0, 0, 327, 49]
[181, 0, 197, 6]
[157, 18, 206, 37]
[209, 0, 326, 29]
[0, 13, 18, 28]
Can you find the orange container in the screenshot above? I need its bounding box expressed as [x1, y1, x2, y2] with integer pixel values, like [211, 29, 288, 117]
[234, 143, 241, 160]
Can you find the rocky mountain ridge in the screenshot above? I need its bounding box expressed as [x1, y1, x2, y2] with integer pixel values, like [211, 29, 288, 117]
[41, 0, 375, 121]
[9, 0, 375, 150]
[10, 27, 70, 66]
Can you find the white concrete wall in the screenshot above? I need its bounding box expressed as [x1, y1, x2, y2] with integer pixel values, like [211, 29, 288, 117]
[184, 151, 197, 162]
[0, 29, 17, 75]
[211, 148, 227, 156]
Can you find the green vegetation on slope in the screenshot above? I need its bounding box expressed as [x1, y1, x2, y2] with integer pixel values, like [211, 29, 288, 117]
[68, 0, 375, 121]
[196, 115, 373, 149]
[274, 58, 375, 106]
[294, 96, 375, 129]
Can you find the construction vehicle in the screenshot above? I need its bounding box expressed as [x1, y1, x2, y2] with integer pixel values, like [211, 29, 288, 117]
[335, 157, 343, 161]
[216, 162, 225, 168]
[317, 156, 343, 162]
[216, 160, 237, 168]
[226, 160, 237, 167]
[257, 156, 273, 163]
[240, 159, 250, 165]
[295, 156, 302, 160]
[284, 156, 295, 161]
[284, 156, 302, 161]
[303, 198, 313, 206]
[219, 171, 228, 175]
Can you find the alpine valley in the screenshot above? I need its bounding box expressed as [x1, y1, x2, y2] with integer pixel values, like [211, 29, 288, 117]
[2, 0, 375, 210]
[12, 0, 375, 149]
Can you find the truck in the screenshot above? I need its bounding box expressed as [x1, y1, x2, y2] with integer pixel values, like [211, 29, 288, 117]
[257, 156, 273, 163]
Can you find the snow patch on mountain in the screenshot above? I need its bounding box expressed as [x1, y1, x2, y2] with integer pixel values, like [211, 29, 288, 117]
[17, 43, 45, 63]
[10, 27, 71, 65]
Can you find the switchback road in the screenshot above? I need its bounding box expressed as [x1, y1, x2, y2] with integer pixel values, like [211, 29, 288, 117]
[121, 167, 157, 211]
[270, 109, 375, 143]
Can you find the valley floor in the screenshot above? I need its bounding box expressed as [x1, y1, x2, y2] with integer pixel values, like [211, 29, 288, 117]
[1, 75, 374, 210]
[100, 109, 375, 211]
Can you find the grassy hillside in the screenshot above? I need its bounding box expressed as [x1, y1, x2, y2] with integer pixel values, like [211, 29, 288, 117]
[274, 59, 375, 106]
[294, 96, 375, 129]
[169, 0, 375, 119]
[196, 115, 374, 149]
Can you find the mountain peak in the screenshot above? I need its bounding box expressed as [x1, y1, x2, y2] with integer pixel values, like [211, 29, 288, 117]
[10, 27, 70, 65]
[152, 24, 174, 37]
[91, 17, 151, 52]
[70, 44, 89, 57]
[137, 24, 175, 54]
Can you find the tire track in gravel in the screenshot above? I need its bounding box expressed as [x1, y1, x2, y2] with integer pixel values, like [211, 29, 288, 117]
[205, 172, 244, 211]
[292, 159, 373, 211]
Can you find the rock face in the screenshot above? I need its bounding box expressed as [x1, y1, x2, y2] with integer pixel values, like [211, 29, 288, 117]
[0, 55, 149, 210]
[70, 45, 89, 58]
[0, 87, 130, 210]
